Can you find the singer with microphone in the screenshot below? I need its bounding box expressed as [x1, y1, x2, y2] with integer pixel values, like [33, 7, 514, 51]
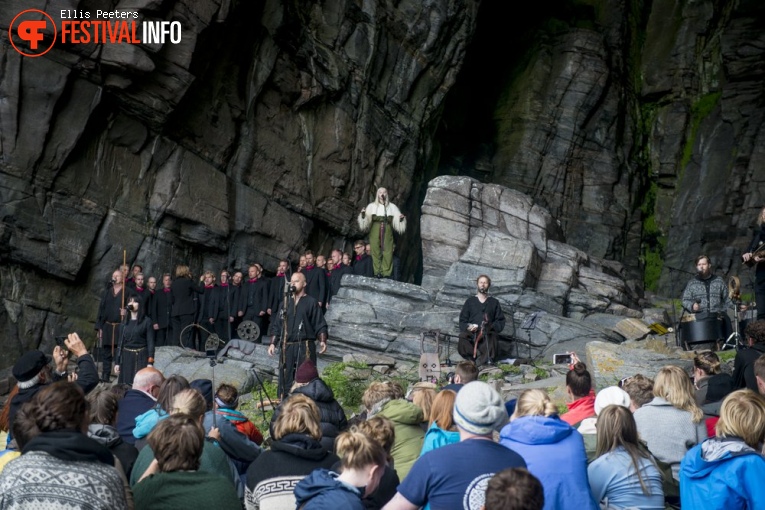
[457, 275, 506, 366]
[680, 255, 732, 346]
[267, 272, 328, 398]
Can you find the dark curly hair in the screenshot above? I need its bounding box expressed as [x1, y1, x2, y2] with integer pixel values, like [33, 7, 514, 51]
[745, 320, 765, 345]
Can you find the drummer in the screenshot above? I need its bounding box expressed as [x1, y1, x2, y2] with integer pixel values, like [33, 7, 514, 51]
[681, 255, 732, 341]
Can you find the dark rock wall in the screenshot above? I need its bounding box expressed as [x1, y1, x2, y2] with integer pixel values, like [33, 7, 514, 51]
[0, 0, 479, 368]
[437, 0, 765, 294]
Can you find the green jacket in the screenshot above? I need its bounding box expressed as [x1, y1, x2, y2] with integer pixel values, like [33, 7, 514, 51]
[133, 470, 240, 509]
[378, 399, 425, 480]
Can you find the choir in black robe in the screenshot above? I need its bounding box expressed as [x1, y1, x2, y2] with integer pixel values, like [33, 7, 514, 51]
[171, 277, 203, 349]
[242, 278, 269, 337]
[458, 295, 506, 366]
[151, 288, 172, 347]
[303, 266, 328, 308]
[328, 263, 352, 303]
[197, 284, 217, 349]
[268, 273, 289, 314]
[269, 294, 328, 398]
[212, 283, 235, 343]
[352, 254, 373, 277]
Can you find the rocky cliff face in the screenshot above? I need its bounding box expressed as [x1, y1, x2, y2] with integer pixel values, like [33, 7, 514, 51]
[0, 0, 478, 368]
[1, 0, 764, 371]
[438, 0, 765, 292]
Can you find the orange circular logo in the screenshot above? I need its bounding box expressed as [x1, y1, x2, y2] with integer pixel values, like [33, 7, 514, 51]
[9, 9, 57, 57]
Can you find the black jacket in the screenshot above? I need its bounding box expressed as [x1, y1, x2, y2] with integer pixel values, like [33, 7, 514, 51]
[151, 289, 172, 328]
[303, 267, 328, 306]
[8, 354, 99, 433]
[171, 278, 203, 317]
[270, 379, 348, 452]
[352, 254, 373, 277]
[732, 343, 765, 391]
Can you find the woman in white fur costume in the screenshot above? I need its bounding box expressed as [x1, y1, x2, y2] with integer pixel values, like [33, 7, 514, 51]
[358, 187, 406, 278]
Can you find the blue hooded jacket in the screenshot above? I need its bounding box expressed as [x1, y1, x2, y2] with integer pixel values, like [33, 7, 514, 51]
[680, 437, 765, 509]
[294, 469, 364, 510]
[500, 415, 597, 510]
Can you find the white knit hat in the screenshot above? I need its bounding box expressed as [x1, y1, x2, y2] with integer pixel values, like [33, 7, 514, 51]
[453, 381, 508, 435]
[594, 386, 631, 415]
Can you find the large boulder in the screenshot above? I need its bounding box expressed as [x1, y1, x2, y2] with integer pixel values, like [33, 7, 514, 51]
[585, 341, 692, 391]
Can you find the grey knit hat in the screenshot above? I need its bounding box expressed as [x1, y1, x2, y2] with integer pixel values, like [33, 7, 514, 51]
[453, 381, 508, 435]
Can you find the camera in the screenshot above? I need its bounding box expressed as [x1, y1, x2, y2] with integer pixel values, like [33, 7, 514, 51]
[54, 336, 67, 349]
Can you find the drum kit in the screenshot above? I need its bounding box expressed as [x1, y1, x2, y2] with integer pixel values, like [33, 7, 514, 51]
[679, 276, 755, 351]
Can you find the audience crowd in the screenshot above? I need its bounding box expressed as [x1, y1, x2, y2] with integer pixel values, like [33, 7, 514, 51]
[3, 319, 765, 509]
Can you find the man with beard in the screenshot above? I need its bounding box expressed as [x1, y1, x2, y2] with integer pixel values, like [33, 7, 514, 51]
[151, 273, 172, 347]
[328, 249, 352, 304]
[133, 273, 149, 311]
[351, 240, 373, 277]
[268, 259, 290, 317]
[302, 251, 328, 311]
[242, 264, 269, 339]
[458, 275, 506, 366]
[96, 268, 137, 381]
[267, 272, 328, 398]
[358, 187, 406, 278]
[681, 254, 732, 346]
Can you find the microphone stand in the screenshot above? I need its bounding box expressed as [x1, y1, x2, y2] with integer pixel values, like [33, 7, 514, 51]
[278, 276, 291, 400]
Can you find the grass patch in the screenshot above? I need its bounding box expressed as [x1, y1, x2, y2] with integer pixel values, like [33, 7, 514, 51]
[718, 350, 737, 363]
[321, 362, 370, 411]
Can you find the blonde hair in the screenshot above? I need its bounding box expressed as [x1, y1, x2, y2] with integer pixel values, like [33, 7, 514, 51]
[175, 265, 191, 278]
[595, 405, 655, 495]
[363, 381, 403, 410]
[171, 389, 207, 420]
[273, 394, 322, 441]
[715, 389, 765, 448]
[411, 386, 436, 422]
[203, 270, 215, 281]
[335, 428, 387, 471]
[428, 390, 457, 430]
[512, 389, 557, 420]
[653, 365, 704, 423]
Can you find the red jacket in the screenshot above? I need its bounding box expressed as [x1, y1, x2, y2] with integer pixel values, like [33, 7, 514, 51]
[560, 390, 596, 426]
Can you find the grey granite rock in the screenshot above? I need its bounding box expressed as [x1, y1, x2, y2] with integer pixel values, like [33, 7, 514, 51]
[586, 341, 692, 391]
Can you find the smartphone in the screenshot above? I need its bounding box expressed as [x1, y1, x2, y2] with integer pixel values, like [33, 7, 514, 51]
[553, 353, 572, 365]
